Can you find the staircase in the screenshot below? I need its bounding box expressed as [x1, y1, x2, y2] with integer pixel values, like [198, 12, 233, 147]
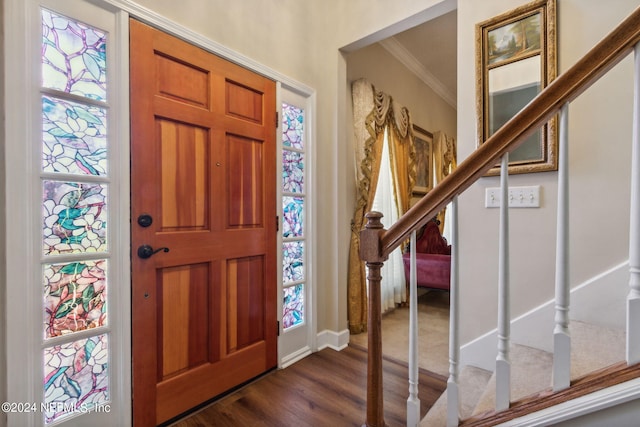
[358, 5, 640, 427]
[421, 321, 626, 426]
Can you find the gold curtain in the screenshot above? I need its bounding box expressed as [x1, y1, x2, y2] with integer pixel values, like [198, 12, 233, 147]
[388, 98, 416, 217]
[433, 130, 457, 231]
[347, 79, 416, 334]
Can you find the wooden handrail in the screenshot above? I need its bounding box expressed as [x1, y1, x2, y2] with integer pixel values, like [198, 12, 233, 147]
[379, 5, 640, 258]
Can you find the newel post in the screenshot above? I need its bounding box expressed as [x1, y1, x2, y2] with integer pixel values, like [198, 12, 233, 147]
[360, 211, 388, 427]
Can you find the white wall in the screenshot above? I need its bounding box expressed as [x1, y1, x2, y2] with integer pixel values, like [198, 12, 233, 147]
[457, 0, 637, 345]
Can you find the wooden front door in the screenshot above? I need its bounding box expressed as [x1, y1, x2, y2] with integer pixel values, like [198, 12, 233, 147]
[130, 19, 277, 425]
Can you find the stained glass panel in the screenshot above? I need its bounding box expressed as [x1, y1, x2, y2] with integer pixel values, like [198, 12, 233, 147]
[44, 260, 107, 338]
[43, 181, 107, 255]
[283, 284, 304, 329]
[43, 334, 109, 424]
[282, 103, 304, 150]
[282, 150, 304, 193]
[281, 101, 307, 337]
[41, 9, 107, 101]
[283, 241, 304, 283]
[42, 96, 107, 176]
[282, 197, 303, 238]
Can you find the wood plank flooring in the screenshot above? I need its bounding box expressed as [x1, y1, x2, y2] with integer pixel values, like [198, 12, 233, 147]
[168, 345, 447, 427]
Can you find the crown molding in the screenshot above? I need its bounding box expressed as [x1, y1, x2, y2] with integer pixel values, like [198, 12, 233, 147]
[379, 37, 456, 109]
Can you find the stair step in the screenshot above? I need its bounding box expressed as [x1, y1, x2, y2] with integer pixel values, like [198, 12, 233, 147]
[420, 321, 627, 426]
[419, 365, 492, 426]
[471, 343, 553, 416]
[469, 322, 626, 417]
[570, 320, 625, 379]
[461, 362, 640, 427]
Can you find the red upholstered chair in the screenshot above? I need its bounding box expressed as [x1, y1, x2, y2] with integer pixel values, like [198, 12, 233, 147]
[402, 219, 451, 291]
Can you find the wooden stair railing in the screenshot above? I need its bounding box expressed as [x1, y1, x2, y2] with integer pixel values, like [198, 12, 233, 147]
[359, 6, 640, 427]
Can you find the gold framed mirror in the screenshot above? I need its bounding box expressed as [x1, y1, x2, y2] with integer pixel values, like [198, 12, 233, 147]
[476, 0, 557, 175]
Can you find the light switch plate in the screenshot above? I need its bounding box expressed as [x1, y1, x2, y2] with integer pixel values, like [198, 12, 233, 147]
[485, 185, 541, 208]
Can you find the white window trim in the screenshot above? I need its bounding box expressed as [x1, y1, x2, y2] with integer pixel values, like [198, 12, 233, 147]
[277, 86, 317, 368]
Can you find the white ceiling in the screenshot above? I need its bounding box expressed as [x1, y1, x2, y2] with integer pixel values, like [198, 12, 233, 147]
[378, 10, 457, 108]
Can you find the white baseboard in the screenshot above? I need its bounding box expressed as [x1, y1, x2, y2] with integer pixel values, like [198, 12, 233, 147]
[279, 329, 349, 369]
[280, 346, 313, 369]
[316, 329, 350, 351]
[570, 261, 629, 331]
[461, 261, 629, 371]
[459, 328, 498, 371]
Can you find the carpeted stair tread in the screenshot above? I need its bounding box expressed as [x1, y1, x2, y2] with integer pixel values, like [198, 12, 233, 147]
[471, 343, 553, 416]
[420, 320, 626, 425]
[419, 365, 492, 426]
[570, 320, 625, 379]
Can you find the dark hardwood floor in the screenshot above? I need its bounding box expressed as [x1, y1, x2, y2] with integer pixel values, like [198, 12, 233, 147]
[169, 345, 447, 427]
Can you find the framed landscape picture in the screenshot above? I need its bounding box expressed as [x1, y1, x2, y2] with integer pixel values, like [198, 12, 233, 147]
[476, 0, 557, 175]
[412, 125, 433, 195]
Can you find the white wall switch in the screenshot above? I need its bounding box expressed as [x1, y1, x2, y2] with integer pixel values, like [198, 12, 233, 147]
[485, 185, 541, 208]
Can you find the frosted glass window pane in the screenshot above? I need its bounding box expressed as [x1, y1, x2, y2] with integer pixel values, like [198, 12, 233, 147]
[283, 241, 304, 283]
[283, 284, 304, 330]
[43, 334, 109, 424]
[43, 181, 107, 255]
[42, 96, 107, 176]
[282, 103, 304, 150]
[44, 260, 107, 338]
[282, 197, 304, 238]
[282, 150, 304, 193]
[41, 9, 107, 101]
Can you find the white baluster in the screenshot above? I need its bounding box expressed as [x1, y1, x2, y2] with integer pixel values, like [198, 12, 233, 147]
[628, 42, 640, 365]
[447, 197, 460, 427]
[407, 230, 420, 427]
[496, 154, 511, 411]
[553, 103, 571, 391]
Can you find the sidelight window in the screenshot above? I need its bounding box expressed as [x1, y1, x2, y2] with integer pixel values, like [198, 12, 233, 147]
[281, 103, 306, 330]
[40, 9, 111, 423]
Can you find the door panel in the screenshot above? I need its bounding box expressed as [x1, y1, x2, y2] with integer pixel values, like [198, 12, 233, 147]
[159, 263, 210, 379]
[227, 256, 265, 351]
[130, 19, 277, 426]
[159, 120, 209, 231]
[227, 135, 264, 227]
